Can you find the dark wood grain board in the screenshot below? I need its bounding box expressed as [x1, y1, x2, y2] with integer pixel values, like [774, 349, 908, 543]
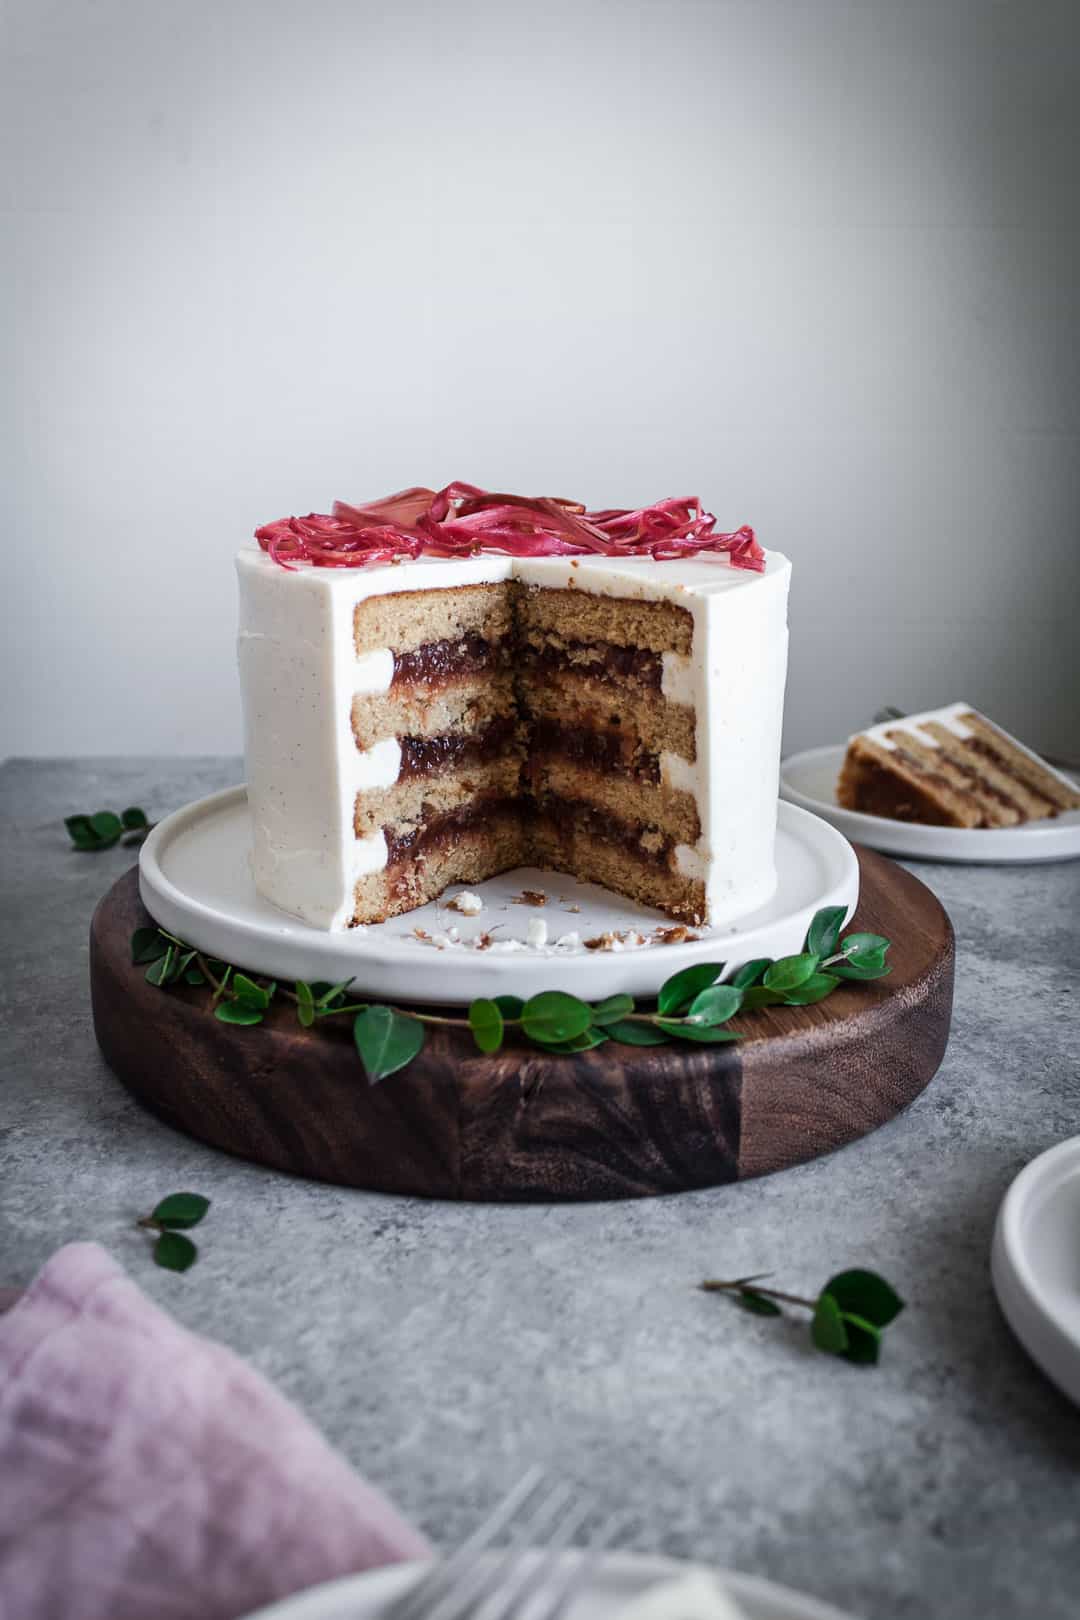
[90, 846, 953, 1201]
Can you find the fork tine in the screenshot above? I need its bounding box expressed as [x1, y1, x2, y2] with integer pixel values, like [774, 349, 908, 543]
[383, 1468, 546, 1620]
[532, 1514, 625, 1620]
[424, 1482, 576, 1620]
[475, 1497, 594, 1620]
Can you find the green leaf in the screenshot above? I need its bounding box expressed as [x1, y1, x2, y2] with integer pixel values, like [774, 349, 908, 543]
[831, 955, 891, 982]
[839, 932, 890, 957]
[145, 947, 177, 987]
[154, 1231, 198, 1272]
[152, 1191, 210, 1229]
[811, 1291, 850, 1354]
[538, 1028, 610, 1053]
[589, 993, 635, 1027]
[315, 978, 353, 1009]
[657, 963, 723, 1016]
[131, 927, 168, 964]
[730, 958, 773, 990]
[468, 998, 504, 1054]
[763, 954, 820, 993]
[352, 1006, 424, 1082]
[214, 1001, 264, 1025]
[296, 981, 316, 1028]
[183, 966, 205, 985]
[121, 806, 149, 829]
[781, 973, 840, 1006]
[685, 984, 743, 1026]
[521, 991, 593, 1044]
[493, 994, 524, 1020]
[835, 1313, 882, 1365]
[90, 811, 124, 841]
[606, 1019, 671, 1046]
[739, 985, 788, 1011]
[656, 1021, 742, 1044]
[824, 1269, 904, 1329]
[737, 1288, 783, 1317]
[232, 973, 271, 1009]
[65, 814, 98, 847]
[806, 906, 847, 959]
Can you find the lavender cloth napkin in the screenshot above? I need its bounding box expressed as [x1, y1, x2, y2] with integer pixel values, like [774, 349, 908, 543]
[0, 1242, 430, 1620]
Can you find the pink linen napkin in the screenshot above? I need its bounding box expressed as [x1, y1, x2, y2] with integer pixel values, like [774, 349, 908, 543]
[0, 1242, 430, 1620]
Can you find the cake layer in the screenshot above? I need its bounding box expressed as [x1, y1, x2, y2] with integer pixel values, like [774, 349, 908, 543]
[354, 754, 523, 838]
[527, 756, 701, 847]
[517, 584, 693, 656]
[530, 805, 705, 924]
[353, 805, 527, 924]
[352, 673, 516, 751]
[519, 670, 696, 763]
[354, 582, 513, 661]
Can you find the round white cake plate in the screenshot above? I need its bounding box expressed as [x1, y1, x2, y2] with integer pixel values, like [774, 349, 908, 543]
[138, 788, 859, 1007]
[780, 744, 1080, 865]
[242, 1551, 859, 1620]
[991, 1136, 1080, 1409]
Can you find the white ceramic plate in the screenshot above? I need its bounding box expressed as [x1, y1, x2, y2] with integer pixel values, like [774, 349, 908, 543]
[780, 744, 1080, 864]
[242, 1552, 859, 1620]
[991, 1136, 1080, 1408]
[138, 789, 858, 1007]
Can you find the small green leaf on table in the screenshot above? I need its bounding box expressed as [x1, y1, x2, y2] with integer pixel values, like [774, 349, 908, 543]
[154, 1231, 198, 1272]
[151, 1192, 211, 1229]
[657, 963, 723, 1016]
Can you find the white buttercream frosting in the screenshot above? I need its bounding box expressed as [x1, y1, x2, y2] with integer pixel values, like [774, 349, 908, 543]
[855, 701, 976, 752]
[237, 546, 791, 930]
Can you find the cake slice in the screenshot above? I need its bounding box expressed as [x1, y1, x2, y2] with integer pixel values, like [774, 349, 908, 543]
[837, 703, 1080, 828]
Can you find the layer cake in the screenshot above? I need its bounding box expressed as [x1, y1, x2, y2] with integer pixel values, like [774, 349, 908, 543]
[237, 494, 791, 930]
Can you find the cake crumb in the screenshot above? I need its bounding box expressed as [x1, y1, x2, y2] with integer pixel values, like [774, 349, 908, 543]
[554, 931, 581, 951]
[412, 927, 432, 942]
[448, 890, 484, 916]
[652, 924, 702, 945]
[562, 902, 582, 914]
[472, 931, 495, 951]
[513, 889, 548, 907]
[526, 917, 549, 949]
[584, 928, 649, 952]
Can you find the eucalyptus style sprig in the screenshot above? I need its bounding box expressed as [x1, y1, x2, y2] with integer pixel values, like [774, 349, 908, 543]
[701, 1268, 905, 1365]
[136, 1191, 211, 1272]
[66, 807, 152, 851]
[129, 906, 891, 1085]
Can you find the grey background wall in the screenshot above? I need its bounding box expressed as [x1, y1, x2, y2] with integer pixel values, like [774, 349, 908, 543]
[4, 0, 1079, 761]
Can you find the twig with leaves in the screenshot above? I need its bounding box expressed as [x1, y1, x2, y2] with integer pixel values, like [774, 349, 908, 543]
[66, 807, 152, 851]
[701, 1267, 905, 1365]
[137, 1191, 211, 1271]
[128, 905, 891, 1084]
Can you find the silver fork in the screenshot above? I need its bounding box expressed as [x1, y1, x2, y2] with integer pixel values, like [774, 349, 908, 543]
[383, 1469, 620, 1620]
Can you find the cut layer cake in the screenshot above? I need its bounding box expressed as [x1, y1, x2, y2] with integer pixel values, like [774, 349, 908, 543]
[237, 485, 791, 929]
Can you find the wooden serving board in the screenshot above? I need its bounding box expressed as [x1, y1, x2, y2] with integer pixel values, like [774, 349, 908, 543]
[90, 847, 954, 1201]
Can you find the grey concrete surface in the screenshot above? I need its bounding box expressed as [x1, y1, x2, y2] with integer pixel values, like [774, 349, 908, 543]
[2, 757, 1079, 1620]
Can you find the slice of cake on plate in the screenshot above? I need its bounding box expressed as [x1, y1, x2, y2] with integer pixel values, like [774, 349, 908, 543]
[237, 484, 791, 928]
[837, 703, 1080, 828]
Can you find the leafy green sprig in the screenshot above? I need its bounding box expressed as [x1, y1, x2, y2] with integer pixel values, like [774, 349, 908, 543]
[66, 807, 152, 851]
[130, 904, 891, 1084]
[701, 1267, 905, 1365]
[136, 1191, 210, 1271]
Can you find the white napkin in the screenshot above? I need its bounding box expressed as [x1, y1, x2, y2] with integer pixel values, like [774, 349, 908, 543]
[618, 1569, 747, 1620]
